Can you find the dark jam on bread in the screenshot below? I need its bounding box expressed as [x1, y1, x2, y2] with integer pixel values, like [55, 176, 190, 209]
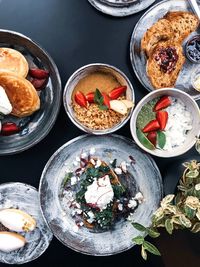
[154, 46, 179, 73]
[186, 35, 200, 63]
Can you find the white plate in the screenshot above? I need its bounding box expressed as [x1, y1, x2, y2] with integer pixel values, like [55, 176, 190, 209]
[88, 0, 156, 17]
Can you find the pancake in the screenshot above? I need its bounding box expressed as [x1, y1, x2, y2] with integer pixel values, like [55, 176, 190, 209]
[0, 48, 29, 78]
[0, 72, 40, 117]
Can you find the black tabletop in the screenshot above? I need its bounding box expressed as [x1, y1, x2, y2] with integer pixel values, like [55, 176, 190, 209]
[0, 0, 200, 266]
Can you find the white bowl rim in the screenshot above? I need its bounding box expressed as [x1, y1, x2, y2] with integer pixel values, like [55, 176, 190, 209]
[130, 88, 200, 158]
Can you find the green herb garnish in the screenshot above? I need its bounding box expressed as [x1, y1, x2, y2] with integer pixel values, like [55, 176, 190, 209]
[94, 88, 108, 110]
[157, 131, 166, 149]
[63, 172, 73, 187]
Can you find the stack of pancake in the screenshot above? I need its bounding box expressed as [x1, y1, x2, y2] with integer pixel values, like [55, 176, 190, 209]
[0, 48, 40, 117]
[141, 11, 199, 89]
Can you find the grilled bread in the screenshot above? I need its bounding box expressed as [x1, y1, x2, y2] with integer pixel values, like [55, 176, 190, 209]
[0, 72, 40, 117]
[0, 48, 29, 78]
[164, 11, 199, 43]
[141, 19, 174, 57]
[147, 41, 185, 89]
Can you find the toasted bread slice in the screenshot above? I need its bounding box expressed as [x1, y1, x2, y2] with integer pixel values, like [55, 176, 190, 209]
[0, 48, 29, 78]
[164, 11, 199, 43]
[147, 41, 185, 89]
[141, 19, 174, 57]
[0, 72, 40, 117]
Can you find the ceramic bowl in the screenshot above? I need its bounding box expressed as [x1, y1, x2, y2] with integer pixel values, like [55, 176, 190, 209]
[39, 134, 162, 255]
[63, 63, 135, 135]
[130, 88, 200, 158]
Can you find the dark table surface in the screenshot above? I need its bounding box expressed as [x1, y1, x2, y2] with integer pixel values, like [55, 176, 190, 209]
[0, 0, 200, 266]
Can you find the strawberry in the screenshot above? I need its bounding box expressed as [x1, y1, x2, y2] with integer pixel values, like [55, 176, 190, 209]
[142, 119, 160, 133]
[156, 111, 168, 130]
[102, 92, 110, 108]
[30, 78, 48, 90]
[75, 91, 87, 108]
[1, 122, 20, 136]
[86, 92, 94, 103]
[108, 86, 127, 100]
[147, 131, 157, 146]
[154, 96, 171, 111]
[29, 68, 49, 79]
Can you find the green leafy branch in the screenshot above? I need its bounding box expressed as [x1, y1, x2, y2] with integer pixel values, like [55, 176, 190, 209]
[132, 158, 200, 260]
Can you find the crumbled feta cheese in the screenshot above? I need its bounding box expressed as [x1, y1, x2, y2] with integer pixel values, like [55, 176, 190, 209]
[128, 199, 137, 209]
[121, 161, 127, 173]
[85, 176, 114, 210]
[71, 176, 77, 186]
[89, 147, 96, 155]
[73, 161, 78, 166]
[76, 203, 81, 209]
[115, 167, 122, 175]
[81, 152, 87, 158]
[87, 211, 95, 223]
[79, 222, 84, 227]
[134, 192, 144, 204]
[90, 159, 96, 165]
[127, 213, 134, 221]
[75, 209, 82, 215]
[75, 156, 80, 162]
[118, 203, 123, 211]
[95, 159, 102, 168]
[71, 210, 76, 217]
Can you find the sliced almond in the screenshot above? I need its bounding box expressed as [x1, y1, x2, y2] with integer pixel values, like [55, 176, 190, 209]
[0, 231, 26, 253]
[110, 100, 128, 115]
[121, 100, 134, 109]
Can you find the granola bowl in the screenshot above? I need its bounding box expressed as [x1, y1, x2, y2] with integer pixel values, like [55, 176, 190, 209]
[63, 63, 135, 135]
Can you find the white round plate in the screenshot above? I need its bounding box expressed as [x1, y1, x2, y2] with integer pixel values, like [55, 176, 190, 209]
[88, 0, 156, 17]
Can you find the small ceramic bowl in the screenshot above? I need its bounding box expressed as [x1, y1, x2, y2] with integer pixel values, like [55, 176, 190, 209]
[185, 35, 200, 64]
[63, 63, 135, 135]
[130, 88, 200, 158]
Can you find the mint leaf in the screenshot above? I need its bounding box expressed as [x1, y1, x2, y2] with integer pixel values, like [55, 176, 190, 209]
[94, 89, 103, 104]
[147, 228, 160, 238]
[157, 131, 166, 149]
[132, 236, 144, 245]
[99, 105, 108, 110]
[143, 241, 161, 256]
[132, 222, 147, 232]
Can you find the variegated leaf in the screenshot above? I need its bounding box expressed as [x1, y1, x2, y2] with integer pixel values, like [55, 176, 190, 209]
[186, 169, 199, 178]
[165, 204, 177, 214]
[141, 245, 147, 261]
[179, 214, 192, 228]
[165, 218, 173, 234]
[196, 208, 200, 221]
[184, 206, 196, 219]
[191, 222, 200, 233]
[161, 195, 175, 208]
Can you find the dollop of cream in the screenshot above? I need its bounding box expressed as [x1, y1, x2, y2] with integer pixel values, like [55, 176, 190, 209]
[84, 175, 114, 210]
[0, 85, 12, 115]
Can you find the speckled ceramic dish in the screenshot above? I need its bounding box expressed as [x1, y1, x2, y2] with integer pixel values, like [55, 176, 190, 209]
[130, 88, 200, 158]
[88, 0, 156, 17]
[0, 30, 62, 155]
[63, 63, 135, 135]
[0, 182, 53, 264]
[130, 0, 200, 100]
[39, 135, 162, 256]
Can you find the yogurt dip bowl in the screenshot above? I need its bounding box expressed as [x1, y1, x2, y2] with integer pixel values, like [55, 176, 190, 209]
[63, 63, 135, 135]
[130, 88, 200, 158]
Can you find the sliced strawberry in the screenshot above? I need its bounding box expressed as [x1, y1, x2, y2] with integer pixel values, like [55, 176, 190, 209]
[29, 68, 49, 79]
[102, 92, 110, 108]
[142, 119, 160, 133]
[30, 78, 48, 90]
[1, 122, 20, 136]
[147, 131, 157, 146]
[154, 96, 171, 111]
[75, 91, 87, 108]
[156, 111, 168, 130]
[86, 92, 94, 103]
[108, 86, 127, 100]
